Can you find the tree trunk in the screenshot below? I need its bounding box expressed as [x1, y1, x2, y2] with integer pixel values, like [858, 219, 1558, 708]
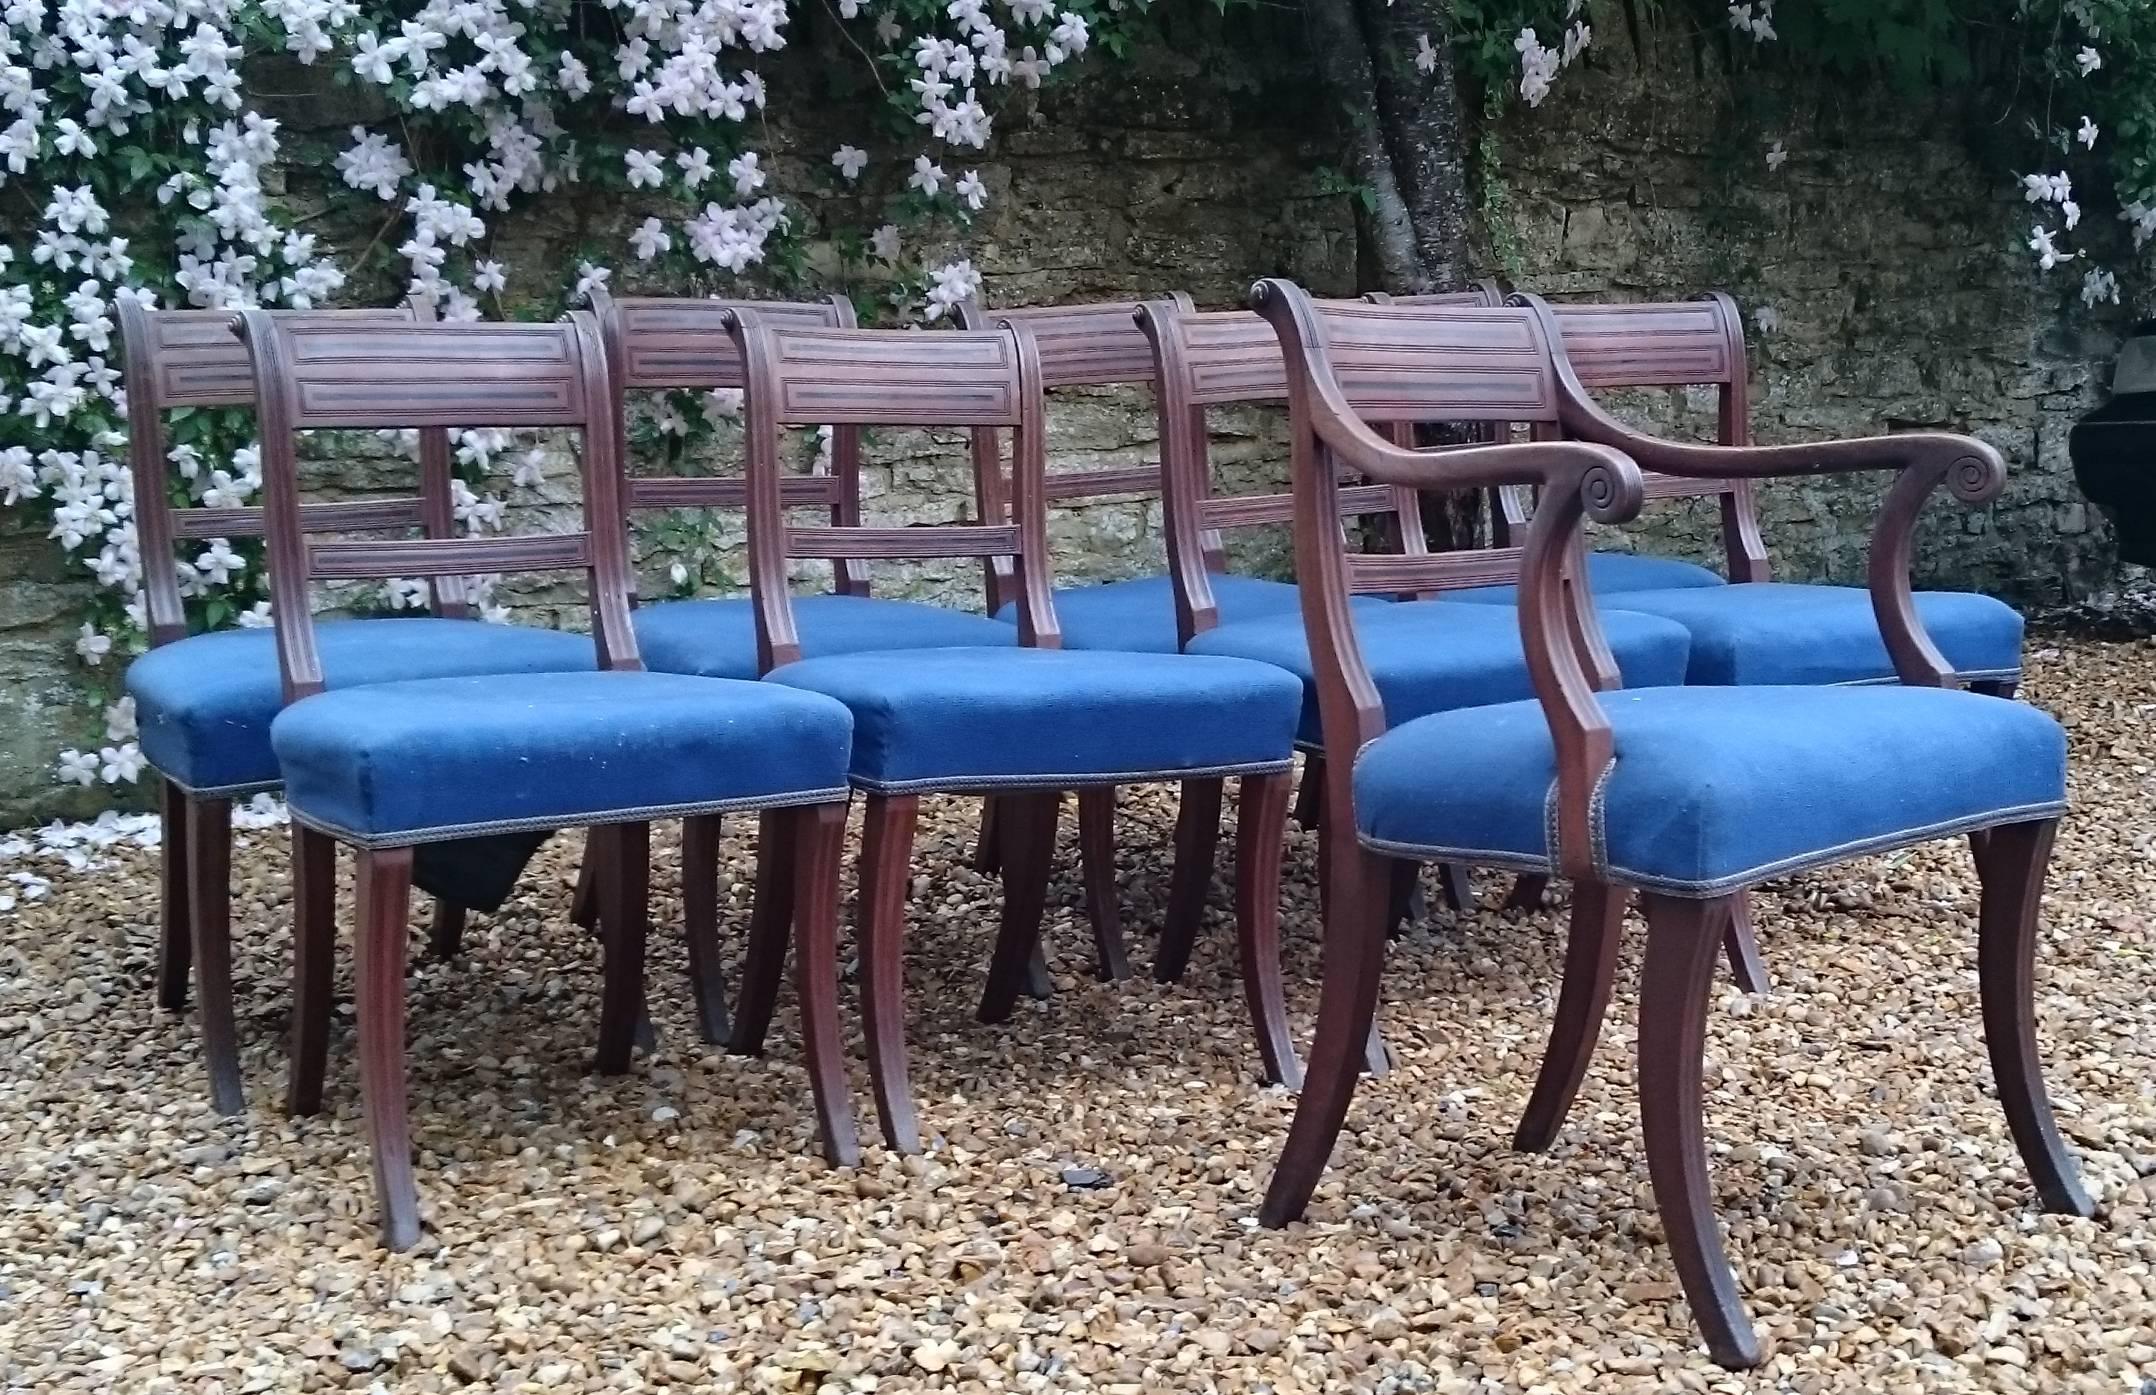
[1301, 0, 1424, 289]
[1353, 0, 1474, 289]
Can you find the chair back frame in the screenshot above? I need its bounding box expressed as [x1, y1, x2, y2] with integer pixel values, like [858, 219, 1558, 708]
[1510, 292, 1768, 581]
[117, 296, 466, 646]
[229, 310, 635, 702]
[584, 288, 867, 598]
[954, 293, 1195, 612]
[722, 313, 1058, 673]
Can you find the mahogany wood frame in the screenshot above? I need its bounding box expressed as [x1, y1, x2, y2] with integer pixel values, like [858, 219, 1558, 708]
[228, 309, 856, 1248]
[717, 310, 1302, 1151]
[1247, 279, 2090, 1367]
[115, 296, 474, 1114]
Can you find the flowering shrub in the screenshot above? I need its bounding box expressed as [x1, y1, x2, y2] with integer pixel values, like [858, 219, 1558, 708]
[1, 0, 2147, 804]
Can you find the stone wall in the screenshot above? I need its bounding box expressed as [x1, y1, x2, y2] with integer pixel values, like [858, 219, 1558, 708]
[0, 11, 2133, 824]
[1488, 33, 2122, 597]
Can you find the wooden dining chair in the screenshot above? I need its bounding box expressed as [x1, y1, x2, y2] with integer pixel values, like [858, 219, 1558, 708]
[228, 309, 858, 1249]
[117, 297, 595, 1114]
[715, 310, 1308, 1148]
[1247, 278, 2088, 1368]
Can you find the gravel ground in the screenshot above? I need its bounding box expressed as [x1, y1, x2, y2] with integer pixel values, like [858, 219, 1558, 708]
[3, 637, 2155, 1394]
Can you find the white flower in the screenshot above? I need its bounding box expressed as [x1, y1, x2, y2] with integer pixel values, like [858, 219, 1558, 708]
[74, 622, 111, 666]
[678, 148, 715, 187]
[104, 698, 136, 743]
[1728, 0, 1776, 41]
[2027, 224, 2075, 271]
[625, 149, 665, 189]
[923, 259, 982, 320]
[1752, 305, 1779, 334]
[194, 538, 243, 586]
[2076, 46, 2101, 76]
[728, 151, 765, 199]
[1415, 34, 1438, 74]
[1561, 21, 1590, 65]
[630, 217, 672, 261]
[1766, 140, 1787, 170]
[869, 223, 902, 260]
[56, 750, 98, 787]
[473, 259, 507, 295]
[236, 601, 274, 628]
[2078, 116, 2099, 149]
[956, 170, 988, 212]
[2081, 267, 2120, 307]
[99, 743, 145, 784]
[1515, 28, 1560, 106]
[832, 145, 869, 181]
[909, 154, 946, 197]
[575, 261, 612, 302]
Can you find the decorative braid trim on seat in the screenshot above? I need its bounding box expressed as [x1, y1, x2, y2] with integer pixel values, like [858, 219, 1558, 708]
[290, 786, 854, 849]
[1358, 797, 2070, 899]
[1833, 667, 2023, 687]
[851, 757, 1294, 796]
[149, 767, 282, 800]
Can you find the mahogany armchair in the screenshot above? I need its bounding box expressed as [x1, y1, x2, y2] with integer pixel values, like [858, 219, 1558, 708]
[1247, 278, 2088, 1367]
[117, 298, 593, 1113]
[716, 312, 1307, 1149]
[227, 309, 857, 1249]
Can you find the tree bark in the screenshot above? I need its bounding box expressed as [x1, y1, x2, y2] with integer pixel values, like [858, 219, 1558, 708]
[1302, 0, 1424, 289]
[1354, 0, 1474, 289]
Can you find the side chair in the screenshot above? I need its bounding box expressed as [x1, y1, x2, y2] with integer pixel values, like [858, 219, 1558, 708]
[228, 309, 857, 1249]
[716, 310, 1308, 1150]
[117, 297, 594, 1114]
[1247, 278, 2089, 1368]
[572, 287, 991, 1044]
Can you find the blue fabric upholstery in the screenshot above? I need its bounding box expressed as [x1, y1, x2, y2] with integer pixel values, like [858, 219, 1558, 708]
[127, 618, 596, 796]
[1354, 685, 2067, 895]
[1551, 582, 2024, 686]
[992, 573, 1310, 653]
[272, 671, 853, 845]
[1446, 549, 1725, 603]
[766, 648, 1300, 793]
[1186, 600, 1692, 743]
[635, 593, 1014, 678]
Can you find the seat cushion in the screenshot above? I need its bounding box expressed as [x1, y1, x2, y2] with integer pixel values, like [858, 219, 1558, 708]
[127, 618, 596, 795]
[1354, 685, 2067, 895]
[766, 648, 1300, 793]
[272, 671, 853, 845]
[992, 573, 1309, 653]
[1574, 582, 2023, 686]
[1445, 549, 1726, 604]
[1186, 600, 1692, 743]
[635, 594, 1015, 678]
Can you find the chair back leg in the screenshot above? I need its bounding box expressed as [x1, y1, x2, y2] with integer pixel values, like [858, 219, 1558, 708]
[1513, 877, 1625, 1152]
[1974, 817, 2093, 1217]
[1637, 891, 1762, 1368]
[428, 901, 466, 960]
[1721, 894, 1769, 994]
[156, 779, 193, 1012]
[1076, 788, 1130, 980]
[355, 845, 420, 1250]
[978, 790, 1061, 1023]
[860, 793, 923, 1152]
[1260, 841, 1392, 1226]
[789, 801, 861, 1165]
[727, 808, 799, 1056]
[1234, 770, 1300, 1088]
[593, 821, 651, 1075]
[1154, 777, 1225, 982]
[285, 823, 338, 1117]
[185, 796, 243, 1115]
[680, 813, 731, 1045]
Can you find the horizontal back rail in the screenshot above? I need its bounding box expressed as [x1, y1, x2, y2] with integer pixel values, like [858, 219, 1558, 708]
[170, 498, 427, 541]
[785, 524, 1021, 560]
[270, 321, 596, 429]
[626, 475, 841, 511]
[308, 533, 592, 580]
[602, 292, 857, 391]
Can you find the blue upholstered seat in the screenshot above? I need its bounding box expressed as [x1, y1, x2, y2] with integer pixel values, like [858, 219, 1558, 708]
[1185, 600, 1693, 743]
[1353, 685, 2067, 895]
[1450, 579, 2022, 687]
[271, 671, 853, 845]
[636, 593, 1016, 678]
[1447, 550, 1725, 603]
[765, 648, 1301, 793]
[127, 618, 597, 796]
[991, 573, 1314, 653]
